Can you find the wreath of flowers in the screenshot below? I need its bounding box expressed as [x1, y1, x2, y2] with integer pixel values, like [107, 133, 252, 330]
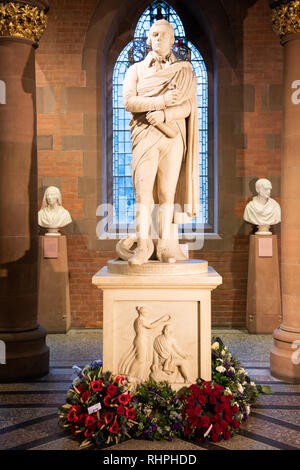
[132, 379, 185, 441]
[59, 339, 271, 448]
[181, 380, 242, 443]
[211, 337, 271, 421]
[58, 361, 137, 448]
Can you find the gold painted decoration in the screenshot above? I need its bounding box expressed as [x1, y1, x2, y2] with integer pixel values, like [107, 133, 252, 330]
[271, 0, 300, 37]
[0, 2, 47, 43]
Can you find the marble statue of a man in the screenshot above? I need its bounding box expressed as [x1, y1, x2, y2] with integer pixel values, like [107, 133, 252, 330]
[38, 186, 72, 235]
[122, 19, 199, 265]
[243, 178, 281, 234]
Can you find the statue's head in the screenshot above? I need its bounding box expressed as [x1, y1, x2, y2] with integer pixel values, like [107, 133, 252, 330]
[255, 178, 272, 200]
[147, 20, 175, 56]
[42, 186, 62, 209]
[163, 324, 172, 335]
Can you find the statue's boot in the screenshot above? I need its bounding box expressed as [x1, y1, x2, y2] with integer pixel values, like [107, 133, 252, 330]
[128, 248, 150, 265]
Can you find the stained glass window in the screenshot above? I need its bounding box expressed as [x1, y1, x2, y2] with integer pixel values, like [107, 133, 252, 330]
[112, 1, 209, 227]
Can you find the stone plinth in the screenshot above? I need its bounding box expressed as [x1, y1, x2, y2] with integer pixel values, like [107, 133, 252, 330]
[92, 261, 222, 390]
[246, 235, 282, 333]
[38, 235, 71, 333]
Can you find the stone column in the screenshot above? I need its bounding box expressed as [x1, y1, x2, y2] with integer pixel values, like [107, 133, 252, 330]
[0, 0, 50, 380]
[270, 0, 300, 383]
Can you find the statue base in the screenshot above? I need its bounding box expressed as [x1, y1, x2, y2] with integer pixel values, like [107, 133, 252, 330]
[37, 236, 71, 333]
[92, 260, 222, 391]
[246, 235, 282, 333]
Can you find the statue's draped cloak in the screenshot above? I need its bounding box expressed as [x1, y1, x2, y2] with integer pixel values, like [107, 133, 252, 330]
[129, 60, 199, 219]
[243, 197, 281, 226]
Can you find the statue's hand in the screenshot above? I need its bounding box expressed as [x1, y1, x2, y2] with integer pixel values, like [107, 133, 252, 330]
[146, 110, 164, 126]
[164, 88, 180, 107]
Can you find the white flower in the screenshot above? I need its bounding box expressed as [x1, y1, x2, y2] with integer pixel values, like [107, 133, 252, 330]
[250, 381, 256, 387]
[224, 387, 232, 396]
[216, 365, 226, 373]
[238, 368, 245, 374]
[221, 350, 226, 356]
[216, 358, 223, 363]
[237, 382, 244, 393]
[245, 405, 250, 415]
[211, 342, 219, 350]
[242, 381, 247, 385]
[230, 367, 235, 373]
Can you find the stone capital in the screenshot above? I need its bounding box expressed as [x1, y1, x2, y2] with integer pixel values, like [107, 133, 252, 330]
[0, 0, 49, 45]
[270, 0, 300, 40]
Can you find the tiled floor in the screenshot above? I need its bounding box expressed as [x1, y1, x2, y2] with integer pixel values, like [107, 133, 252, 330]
[0, 328, 299, 451]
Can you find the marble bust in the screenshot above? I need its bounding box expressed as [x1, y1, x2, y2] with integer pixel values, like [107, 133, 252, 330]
[243, 178, 281, 235]
[38, 186, 72, 236]
[121, 19, 199, 265]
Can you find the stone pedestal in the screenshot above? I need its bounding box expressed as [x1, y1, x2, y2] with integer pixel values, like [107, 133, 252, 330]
[38, 236, 71, 333]
[92, 260, 222, 390]
[246, 235, 281, 333]
[0, 0, 49, 381]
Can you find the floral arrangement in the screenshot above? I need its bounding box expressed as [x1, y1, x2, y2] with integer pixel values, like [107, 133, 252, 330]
[211, 337, 271, 421]
[132, 379, 185, 441]
[58, 361, 137, 448]
[59, 339, 271, 448]
[181, 381, 242, 443]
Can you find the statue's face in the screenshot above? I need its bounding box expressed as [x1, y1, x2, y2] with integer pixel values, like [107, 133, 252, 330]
[46, 189, 59, 208]
[149, 24, 174, 56]
[258, 182, 272, 199]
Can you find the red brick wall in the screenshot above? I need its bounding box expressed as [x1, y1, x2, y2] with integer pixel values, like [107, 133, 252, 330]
[36, 0, 283, 329]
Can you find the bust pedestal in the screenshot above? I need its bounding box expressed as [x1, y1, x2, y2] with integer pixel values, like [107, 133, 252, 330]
[92, 260, 222, 390]
[37, 235, 71, 333]
[246, 235, 282, 333]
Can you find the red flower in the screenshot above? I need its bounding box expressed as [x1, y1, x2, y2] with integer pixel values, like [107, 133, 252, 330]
[118, 393, 131, 405]
[224, 411, 233, 423]
[219, 395, 229, 403]
[197, 394, 206, 405]
[209, 395, 217, 405]
[215, 403, 225, 413]
[184, 424, 192, 436]
[189, 384, 199, 394]
[97, 418, 105, 429]
[76, 385, 85, 393]
[91, 380, 103, 392]
[81, 391, 90, 402]
[232, 404, 239, 414]
[126, 408, 135, 420]
[78, 413, 87, 424]
[223, 429, 231, 440]
[67, 409, 79, 422]
[213, 423, 222, 434]
[211, 432, 220, 443]
[232, 419, 240, 429]
[71, 425, 79, 436]
[117, 405, 126, 415]
[220, 419, 229, 429]
[84, 427, 94, 438]
[104, 411, 113, 423]
[200, 415, 210, 428]
[109, 421, 119, 434]
[187, 395, 195, 406]
[194, 405, 202, 416]
[212, 413, 221, 423]
[85, 415, 96, 427]
[115, 376, 125, 385]
[107, 384, 117, 397]
[104, 395, 111, 407]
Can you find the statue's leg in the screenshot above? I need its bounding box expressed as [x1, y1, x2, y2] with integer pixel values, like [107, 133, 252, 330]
[156, 135, 184, 262]
[129, 149, 158, 265]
